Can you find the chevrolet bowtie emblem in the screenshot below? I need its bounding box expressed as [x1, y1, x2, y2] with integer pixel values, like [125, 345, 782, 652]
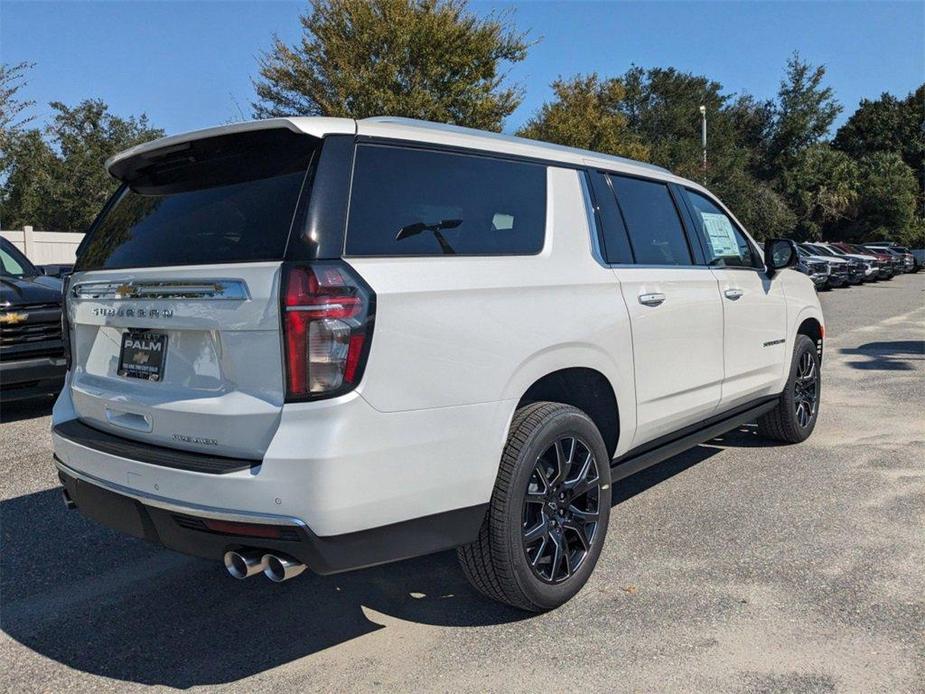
[114, 283, 135, 299]
[0, 312, 28, 325]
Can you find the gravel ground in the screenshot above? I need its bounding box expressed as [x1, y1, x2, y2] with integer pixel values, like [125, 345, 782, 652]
[2, 272, 923, 693]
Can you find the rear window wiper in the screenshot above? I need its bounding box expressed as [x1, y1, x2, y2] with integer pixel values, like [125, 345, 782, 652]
[396, 219, 462, 255]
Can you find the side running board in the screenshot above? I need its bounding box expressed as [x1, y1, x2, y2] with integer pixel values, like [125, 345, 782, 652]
[610, 396, 779, 482]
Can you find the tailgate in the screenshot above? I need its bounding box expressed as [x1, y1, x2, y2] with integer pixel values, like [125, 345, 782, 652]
[68, 264, 285, 459]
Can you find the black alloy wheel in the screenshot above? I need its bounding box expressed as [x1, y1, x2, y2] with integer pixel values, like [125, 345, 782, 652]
[521, 436, 601, 584]
[793, 350, 819, 428]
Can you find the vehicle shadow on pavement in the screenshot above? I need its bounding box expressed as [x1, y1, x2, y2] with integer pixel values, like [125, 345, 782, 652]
[840, 340, 923, 371]
[0, 443, 733, 688]
[0, 485, 529, 687]
[0, 396, 55, 424]
[708, 424, 780, 449]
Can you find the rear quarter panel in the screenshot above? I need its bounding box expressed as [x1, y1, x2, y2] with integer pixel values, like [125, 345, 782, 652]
[346, 166, 636, 452]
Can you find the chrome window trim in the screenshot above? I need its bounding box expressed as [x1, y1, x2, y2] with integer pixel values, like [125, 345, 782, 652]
[71, 278, 251, 301]
[54, 456, 306, 527]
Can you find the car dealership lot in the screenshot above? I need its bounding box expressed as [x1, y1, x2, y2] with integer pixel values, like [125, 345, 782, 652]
[2, 273, 923, 693]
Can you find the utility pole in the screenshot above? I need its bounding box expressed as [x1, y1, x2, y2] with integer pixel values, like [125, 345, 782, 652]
[699, 105, 707, 184]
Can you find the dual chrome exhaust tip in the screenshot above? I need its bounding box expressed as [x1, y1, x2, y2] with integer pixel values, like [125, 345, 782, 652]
[223, 549, 306, 582]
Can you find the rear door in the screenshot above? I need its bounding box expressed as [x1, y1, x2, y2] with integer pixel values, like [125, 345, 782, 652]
[680, 188, 788, 408]
[597, 173, 724, 447]
[66, 128, 319, 460]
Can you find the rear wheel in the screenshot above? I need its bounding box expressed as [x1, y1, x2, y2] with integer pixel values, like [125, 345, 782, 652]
[758, 334, 821, 443]
[457, 402, 611, 612]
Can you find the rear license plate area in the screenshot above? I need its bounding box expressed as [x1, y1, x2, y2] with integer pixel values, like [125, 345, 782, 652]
[118, 330, 168, 381]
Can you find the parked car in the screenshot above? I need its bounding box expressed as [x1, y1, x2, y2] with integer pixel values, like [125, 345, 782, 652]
[864, 244, 909, 274]
[804, 243, 865, 284]
[794, 250, 830, 290]
[831, 242, 893, 280]
[52, 117, 825, 611]
[798, 244, 851, 288]
[0, 237, 67, 401]
[887, 245, 917, 273]
[812, 242, 879, 282]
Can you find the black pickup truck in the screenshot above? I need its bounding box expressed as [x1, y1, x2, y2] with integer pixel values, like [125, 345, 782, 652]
[0, 237, 67, 401]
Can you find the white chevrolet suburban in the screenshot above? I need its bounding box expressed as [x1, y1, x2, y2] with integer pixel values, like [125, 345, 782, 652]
[52, 117, 824, 611]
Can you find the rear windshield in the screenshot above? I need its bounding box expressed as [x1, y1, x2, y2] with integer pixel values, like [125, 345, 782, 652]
[76, 129, 317, 271]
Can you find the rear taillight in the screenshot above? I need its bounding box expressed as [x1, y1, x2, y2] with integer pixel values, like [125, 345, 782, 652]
[281, 262, 375, 400]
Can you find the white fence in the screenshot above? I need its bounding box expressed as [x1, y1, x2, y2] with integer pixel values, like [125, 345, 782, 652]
[1, 227, 85, 265]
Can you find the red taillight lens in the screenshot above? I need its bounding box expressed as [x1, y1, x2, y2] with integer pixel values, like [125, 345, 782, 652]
[282, 263, 374, 400]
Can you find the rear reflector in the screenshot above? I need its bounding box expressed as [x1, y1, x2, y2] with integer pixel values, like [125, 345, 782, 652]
[202, 519, 283, 539]
[282, 262, 375, 400]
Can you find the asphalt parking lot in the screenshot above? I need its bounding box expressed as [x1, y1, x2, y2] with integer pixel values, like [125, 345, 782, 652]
[2, 273, 923, 693]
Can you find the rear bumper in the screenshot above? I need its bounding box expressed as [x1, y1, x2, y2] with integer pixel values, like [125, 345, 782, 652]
[52, 379, 511, 535]
[56, 458, 486, 574]
[0, 355, 66, 401]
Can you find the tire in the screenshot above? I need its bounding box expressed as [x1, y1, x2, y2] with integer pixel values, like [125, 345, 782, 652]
[757, 334, 821, 444]
[457, 401, 612, 612]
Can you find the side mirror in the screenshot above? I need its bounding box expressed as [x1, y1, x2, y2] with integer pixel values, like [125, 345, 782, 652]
[765, 239, 798, 277]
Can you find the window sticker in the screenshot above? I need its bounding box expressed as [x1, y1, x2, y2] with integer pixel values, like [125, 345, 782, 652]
[701, 212, 739, 257]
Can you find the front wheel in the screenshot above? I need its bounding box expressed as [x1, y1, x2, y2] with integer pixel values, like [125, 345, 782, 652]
[757, 334, 821, 443]
[457, 402, 611, 612]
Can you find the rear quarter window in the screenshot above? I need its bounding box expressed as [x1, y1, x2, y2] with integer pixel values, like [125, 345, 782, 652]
[345, 145, 546, 256]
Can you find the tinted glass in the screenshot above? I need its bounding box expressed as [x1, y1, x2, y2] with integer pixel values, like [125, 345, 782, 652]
[77, 130, 317, 271]
[609, 175, 691, 265]
[683, 189, 760, 268]
[0, 239, 37, 277]
[346, 145, 546, 256]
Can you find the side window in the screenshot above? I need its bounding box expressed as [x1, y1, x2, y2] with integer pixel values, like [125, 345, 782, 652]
[608, 175, 692, 266]
[1, 247, 27, 276]
[346, 145, 546, 256]
[684, 189, 761, 269]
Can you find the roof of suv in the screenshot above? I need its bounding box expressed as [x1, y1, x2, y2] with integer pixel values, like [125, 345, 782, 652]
[106, 115, 681, 185]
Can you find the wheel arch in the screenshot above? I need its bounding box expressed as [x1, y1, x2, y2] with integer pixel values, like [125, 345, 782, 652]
[515, 367, 620, 459]
[796, 315, 824, 362]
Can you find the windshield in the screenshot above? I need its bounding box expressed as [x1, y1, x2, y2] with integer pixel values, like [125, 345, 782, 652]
[77, 129, 318, 271]
[0, 238, 39, 277]
[807, 244, 833, 257]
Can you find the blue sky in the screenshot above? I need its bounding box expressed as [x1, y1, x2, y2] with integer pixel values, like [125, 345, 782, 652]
[2, 1, 922, 137]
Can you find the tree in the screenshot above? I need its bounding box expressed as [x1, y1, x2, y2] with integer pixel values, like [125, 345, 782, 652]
[833, 85, 924, 197]
[516, 74, 648, 160]
[0, 100, 163, 231]
[781, 144, 858, 240]
[765, 53, 841, 177]
[0, 62, 35, 146]
[252, 0, 530, 131]
[851, 152, 918, 241]
[711, 171, 796, 242]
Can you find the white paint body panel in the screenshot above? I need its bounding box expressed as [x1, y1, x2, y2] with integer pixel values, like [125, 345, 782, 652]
[612, 267, 724, 447]
[54, 116, 824, 539]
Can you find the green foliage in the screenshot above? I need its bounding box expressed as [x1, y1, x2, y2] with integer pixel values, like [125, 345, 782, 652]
[833, 86, 924, 187]
[0, 62, 36, 148]
[252, 0, 529, 131]
[516, 74, 648, 160]
[0, 100, 163, 231]
[709, 171, 796, 242]
[852, 152, 918, 240]
[782, 144, 859, 240]
[765, 53, 842, 177]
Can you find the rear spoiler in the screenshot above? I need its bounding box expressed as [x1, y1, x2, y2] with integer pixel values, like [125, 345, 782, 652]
[105, 117, 356, 181]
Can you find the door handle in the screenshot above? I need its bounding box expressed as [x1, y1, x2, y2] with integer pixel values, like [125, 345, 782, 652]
[638, 292, 666, 307]
[724, 288, 744, 301]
